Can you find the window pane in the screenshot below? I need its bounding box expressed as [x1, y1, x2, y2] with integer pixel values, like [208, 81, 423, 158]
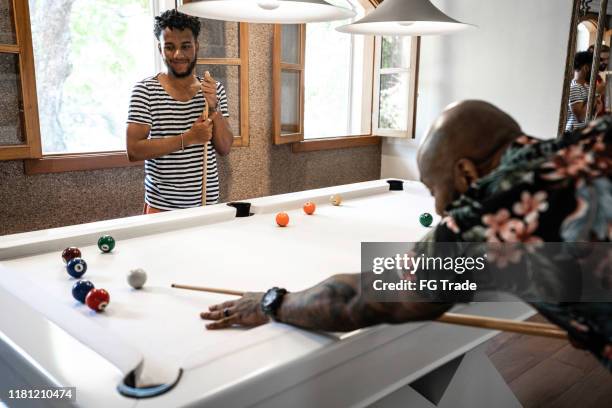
[281, 70, 300, 135]
[30, 0, 155, 154]
[281, 25, 299, 64]
[196, 64, 240, 136]
[381, 36, 412, 69]
[304, 20, 351, 138]
[197, 18, 239, 59]
[0, 53, 24, 145]
[0, 0, 16, 44]
[379, 72, 409, 131]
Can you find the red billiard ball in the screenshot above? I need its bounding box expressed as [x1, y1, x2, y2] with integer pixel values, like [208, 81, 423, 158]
[62, 247, 81, 264]
[85, 289, 110, 312]
[303, 202, 316, 215]
[276, 212, 289, 227]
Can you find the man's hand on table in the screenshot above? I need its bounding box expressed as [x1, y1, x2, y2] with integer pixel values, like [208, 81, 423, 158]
[201, 292, 269, 329]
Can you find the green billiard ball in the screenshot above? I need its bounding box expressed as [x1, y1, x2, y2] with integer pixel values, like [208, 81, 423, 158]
[98, 235, 116, 253]
[419, 213, 433, 227]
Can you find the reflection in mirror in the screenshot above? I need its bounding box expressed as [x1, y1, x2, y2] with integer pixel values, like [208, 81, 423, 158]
[281, 70, 300, 135]
[0, 53, 24, 145]
[281, 25, 300, 64]
[196, 18, 239, 59]
[561, 0, 612, 134]
[0, 0, 16, 44]
[196, 65, 241, 136]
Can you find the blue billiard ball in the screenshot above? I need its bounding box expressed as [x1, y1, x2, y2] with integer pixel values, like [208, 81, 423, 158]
[66, 258, 87, 278]
[72, 280, 95, 303]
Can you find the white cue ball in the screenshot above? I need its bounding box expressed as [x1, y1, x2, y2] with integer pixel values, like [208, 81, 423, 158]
[127, 268, 147, 289]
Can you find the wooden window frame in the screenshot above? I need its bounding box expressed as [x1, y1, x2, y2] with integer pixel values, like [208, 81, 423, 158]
[196, 22, 250, 148]
[0, 0, 41, 161]
[372, 36, 420, 140]
[15, 1, 249, 174]
[274, 0, 417, 153]
[273, 24, 306, 145]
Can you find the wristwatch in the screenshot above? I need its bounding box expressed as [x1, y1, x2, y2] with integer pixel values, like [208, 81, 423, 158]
[261, 287, 288, 319]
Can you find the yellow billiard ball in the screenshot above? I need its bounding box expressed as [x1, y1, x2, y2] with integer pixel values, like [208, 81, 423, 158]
[330, 194, 342, 206]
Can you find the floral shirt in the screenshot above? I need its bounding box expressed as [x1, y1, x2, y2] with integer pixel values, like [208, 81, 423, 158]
[431, 116, 612, 370]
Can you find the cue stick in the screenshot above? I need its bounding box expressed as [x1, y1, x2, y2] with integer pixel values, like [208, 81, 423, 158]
[171, 284, 568, 340]
[171, 283, 244, 297]
[201, 71, 211, 207]
[585, 0, 608, 122]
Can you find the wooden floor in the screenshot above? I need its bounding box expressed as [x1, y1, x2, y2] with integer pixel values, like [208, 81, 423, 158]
[481, 315, 612, 408]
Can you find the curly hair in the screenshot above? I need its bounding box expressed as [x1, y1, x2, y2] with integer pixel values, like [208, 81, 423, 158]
[154, 9, 201, 40]
[573, 51, 593, 71]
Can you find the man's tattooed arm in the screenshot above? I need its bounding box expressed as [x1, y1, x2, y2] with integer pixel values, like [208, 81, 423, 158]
[276, 272, 452, 332]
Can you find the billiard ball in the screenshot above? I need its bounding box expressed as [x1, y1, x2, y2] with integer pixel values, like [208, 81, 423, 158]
[303, 201, 316, 215]
[66, 258, 87, 278]
[72, 280, 95, 303]
[419, 213, 433, 227]
[276, 212, 289, 227]
[62, 247, 81, 264]
[127, 268, 147, 289]
[330, 194, 342, 206]
[85, 288, 110, 312]
[97, 235, 115, 253]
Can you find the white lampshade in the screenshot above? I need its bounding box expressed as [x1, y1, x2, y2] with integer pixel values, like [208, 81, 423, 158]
[336, 0, 474, 36]
[179, 0, 356, 24]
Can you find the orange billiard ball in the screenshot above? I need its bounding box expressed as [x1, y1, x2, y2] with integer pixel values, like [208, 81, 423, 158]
[303, 201, 316, 215]
[276, 212, 289, 227]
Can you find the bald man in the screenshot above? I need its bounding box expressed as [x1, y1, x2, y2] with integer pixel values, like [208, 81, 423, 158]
[202, 101, 612, 370]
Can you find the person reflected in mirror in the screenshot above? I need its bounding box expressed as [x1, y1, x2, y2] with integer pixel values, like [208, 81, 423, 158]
[588, 43, 610, 116]
[566, 51, 601, 132]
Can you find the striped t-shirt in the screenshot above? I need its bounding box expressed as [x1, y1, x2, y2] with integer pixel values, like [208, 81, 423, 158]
[566, 79, 589, 132]
[127, 75, 229, 210]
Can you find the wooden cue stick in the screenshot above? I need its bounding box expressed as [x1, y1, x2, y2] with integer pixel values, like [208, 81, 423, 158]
[201, 71, 211, 207]
[171, 284, 568, 339]
[171, 283, 244, 297]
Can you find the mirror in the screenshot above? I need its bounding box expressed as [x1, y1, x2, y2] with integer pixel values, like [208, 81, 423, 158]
[559, 0, 612, 134]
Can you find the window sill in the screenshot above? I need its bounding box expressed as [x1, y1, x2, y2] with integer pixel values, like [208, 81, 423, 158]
[291, 135, 381, 153]
[24, 152, 143, 175]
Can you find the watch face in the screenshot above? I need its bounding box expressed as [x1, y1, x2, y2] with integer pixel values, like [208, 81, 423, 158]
[262, 290, 276, 308]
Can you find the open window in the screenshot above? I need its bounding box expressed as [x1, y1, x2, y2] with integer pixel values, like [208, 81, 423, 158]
[0, 0, 41, 161]
[272, 0, 420, 152]
[5, 0, 248, 174]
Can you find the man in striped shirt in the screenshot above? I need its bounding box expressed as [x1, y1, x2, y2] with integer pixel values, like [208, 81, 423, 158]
[127, 10, 233, 213]
[565, 51, 604, 133]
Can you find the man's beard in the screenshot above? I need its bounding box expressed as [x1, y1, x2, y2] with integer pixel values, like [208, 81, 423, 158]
[165, 57, 197, 78]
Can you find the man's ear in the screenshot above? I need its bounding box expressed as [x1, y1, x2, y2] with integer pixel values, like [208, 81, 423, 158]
[453, 158, 479, 193]
[157, 42, 162, 55]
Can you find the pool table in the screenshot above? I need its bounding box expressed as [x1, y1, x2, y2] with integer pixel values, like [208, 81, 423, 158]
[0, 179, 532, 407]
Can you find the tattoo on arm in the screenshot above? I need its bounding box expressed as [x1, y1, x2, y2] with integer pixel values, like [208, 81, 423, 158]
[277, 272, 451, 332]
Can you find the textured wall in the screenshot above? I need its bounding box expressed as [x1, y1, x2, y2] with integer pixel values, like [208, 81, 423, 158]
[0, 23, 381, 236]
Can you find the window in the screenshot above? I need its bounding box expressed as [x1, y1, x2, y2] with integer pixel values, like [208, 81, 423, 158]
[30, 0, 155, 154]
[304, 0, 371, 139]
[193, 15, 249, 147]
[272, 0, 419, 151]
[373, 35, 419, 138]
[0, 0, 41, 161]
[1, 0, 249, 173]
